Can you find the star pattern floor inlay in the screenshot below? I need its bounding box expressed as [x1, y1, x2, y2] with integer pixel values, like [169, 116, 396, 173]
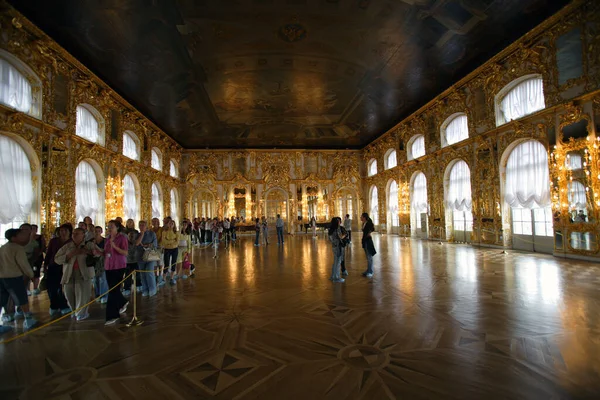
[1, 234, 600, 399]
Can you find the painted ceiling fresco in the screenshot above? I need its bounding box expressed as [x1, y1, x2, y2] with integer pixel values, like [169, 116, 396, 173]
[9, 0, 571, 149]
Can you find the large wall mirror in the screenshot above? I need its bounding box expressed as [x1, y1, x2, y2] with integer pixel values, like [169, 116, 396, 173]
[233, 187, 246, 219]
[306, 185, 319, 220]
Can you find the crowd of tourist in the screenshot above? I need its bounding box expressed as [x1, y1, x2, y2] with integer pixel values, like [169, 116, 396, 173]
[0, 211, 377, 335]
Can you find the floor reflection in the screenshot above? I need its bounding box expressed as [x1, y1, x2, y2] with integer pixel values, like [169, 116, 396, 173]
[1, 234, 600, 399]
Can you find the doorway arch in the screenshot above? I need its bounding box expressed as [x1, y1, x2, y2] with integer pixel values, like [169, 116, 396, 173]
[264, 187, 289, 230]
[192, 189, 216, 219]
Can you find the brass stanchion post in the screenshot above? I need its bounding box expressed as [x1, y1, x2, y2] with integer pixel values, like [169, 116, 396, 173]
[126, 271, 143, 327]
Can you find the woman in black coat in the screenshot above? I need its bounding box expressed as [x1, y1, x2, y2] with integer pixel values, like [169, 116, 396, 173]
[360, 213, 377, 277]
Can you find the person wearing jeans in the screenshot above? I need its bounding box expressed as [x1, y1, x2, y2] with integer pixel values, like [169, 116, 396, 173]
[91, 226, 108, 304]
[275, 214, 284, 245]
[135, 221, 158, 297]
[0, 228, 38, 332]
[360, 213, 377, 278]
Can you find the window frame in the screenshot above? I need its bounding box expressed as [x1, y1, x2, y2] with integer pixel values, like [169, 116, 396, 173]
[170, 159, 178, 178]
[441, 113, 469, 147]
[0, 50, 42, 119]
[122, 130, 140, 161]
[384, 149, 397, 170]
[75, 104, 106, 146]
[367, 159, 378, 177]
[495, 74, 545, 127]
[151, 147, 162, 171]
[408, 135, 425, 161]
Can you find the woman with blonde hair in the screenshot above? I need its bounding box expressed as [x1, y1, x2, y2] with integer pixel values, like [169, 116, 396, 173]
[161, 220, 179, 285]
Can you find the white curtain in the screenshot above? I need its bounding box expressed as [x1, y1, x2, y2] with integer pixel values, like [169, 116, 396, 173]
[170, 189, 179, 226]
[411, 135, 425, 159]
[0, 58, 32, 114]
[411, 172, 428, 212]
[388, 180, 399, 226]
[123, 174, 139, 222]
[368, 160, 377, 177]
[499, 77, 545, 125]
[0, 135, 33, 224]
[152, 183, 163, 220]
[566, 153, 582, 170]
[76, 161, 99, 223]
[444, 114, 469, 146]
[151, 149, 162, 170]
[123, 132, 139, 160]
[505, 140, 550, 209]
[370, 186, 379, 225]
[446, 161, 472, 211]
[386, 150, 397, 169]
[76, 106, 99, 143]
[170, 160, 178, 178]
[568, 181, 587, 210]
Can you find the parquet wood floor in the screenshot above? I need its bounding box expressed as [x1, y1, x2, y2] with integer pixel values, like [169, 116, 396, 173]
[1, 234, 600, 399]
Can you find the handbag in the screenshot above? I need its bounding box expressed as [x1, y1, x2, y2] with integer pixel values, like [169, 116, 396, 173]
[182, 252, 191, 270]
[143, 248, 161, 262]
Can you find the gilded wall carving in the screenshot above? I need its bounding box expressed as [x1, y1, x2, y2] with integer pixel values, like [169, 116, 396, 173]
[2, 0, 600, 262]
[360, 0, 600, 259]
[0, 8, 184, 235]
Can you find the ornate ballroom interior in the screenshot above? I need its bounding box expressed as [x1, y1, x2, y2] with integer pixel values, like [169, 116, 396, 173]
[1, 0, 600, 399]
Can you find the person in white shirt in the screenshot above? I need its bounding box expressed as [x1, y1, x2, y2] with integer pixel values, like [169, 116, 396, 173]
[0, 228, 38, 332]
[54, 228, 97, 321]
[343, 214, 352, 242]
[275, 214, 285, 245]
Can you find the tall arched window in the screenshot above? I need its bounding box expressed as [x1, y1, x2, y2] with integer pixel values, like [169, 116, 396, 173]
[411, 172, 428, 235]
[504, 140, 553, 252]
[123, 174, 139, 223]
[170, 189, 179, 226]
[0, 135, 34, 241]
[0, 58, 31, 115]
[123, 131, 140, 161]
[496, 75, 545, 126]
[442, 113, 468, 147]
[408, 135, 425, 160]
[151, 148, 162, 171]
[170, 159, 178, 178]
[151, 183, 163, 220]
[369, 186, 379, 226]
[76, 105, 105, 145]
[387, 180, 399, 232]
[76, 161, 100, 223]
[385, 150, 397, 169]
[367, 159, 377, 177]
[446, 160, 473, 240]
[0, 51, 41, 119]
